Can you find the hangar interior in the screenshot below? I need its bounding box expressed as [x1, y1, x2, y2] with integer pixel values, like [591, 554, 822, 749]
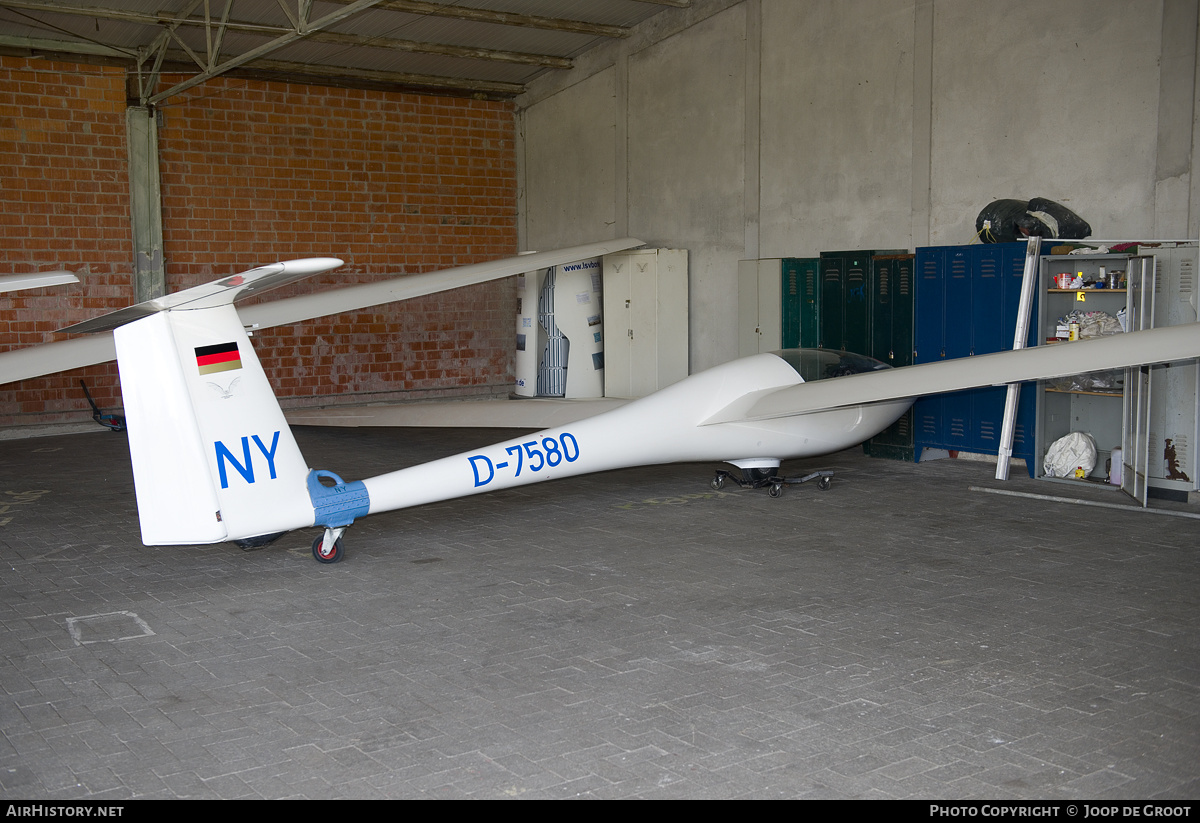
[1, 0, 1198, 800]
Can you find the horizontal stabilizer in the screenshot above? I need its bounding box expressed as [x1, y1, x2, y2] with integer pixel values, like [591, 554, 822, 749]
[707, 322, 1200, 424]
[59, 257, 344, 335]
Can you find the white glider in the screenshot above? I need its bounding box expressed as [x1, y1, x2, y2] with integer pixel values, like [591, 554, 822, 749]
[90, 257, 1200, 563]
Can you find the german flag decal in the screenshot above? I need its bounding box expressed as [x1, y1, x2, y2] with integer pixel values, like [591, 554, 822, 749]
[195, 342, 242, 375]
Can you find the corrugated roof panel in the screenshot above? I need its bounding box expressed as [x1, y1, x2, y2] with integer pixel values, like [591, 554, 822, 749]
[322, 8, 601, 57]
[0, 0, 688, 97]
[452, 0, 677, 28]
[0, 7, 153, 54]
[269, 38, 544, 85]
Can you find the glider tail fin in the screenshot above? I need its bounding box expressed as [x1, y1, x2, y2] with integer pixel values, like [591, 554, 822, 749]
[114, 304, 317, 545]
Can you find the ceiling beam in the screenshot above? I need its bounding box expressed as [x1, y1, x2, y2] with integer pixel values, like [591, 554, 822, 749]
[204, 0, 235, 70]
[241, 55, 525, 96]
[0, 33, 132, 60]
[320, 0, 634, 39]
[134, 0, 206, 101]
[0, 0, 695, 100]
[0, 0, 573, 68]
[144, 0, 388, 104]
[0, 33, 525, 98]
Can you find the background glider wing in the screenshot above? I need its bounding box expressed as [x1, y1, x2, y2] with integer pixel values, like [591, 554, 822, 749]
[0, 238, 644, 385]
[0, 334, 118, 385]
[236, 238, 644, 330]
[0, 271, 79, 294]
[0, 259, 346, 384]
[705, 322, 1200, 425]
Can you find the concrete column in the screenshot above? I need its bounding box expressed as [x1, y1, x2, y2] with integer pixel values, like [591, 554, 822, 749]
[613, 52, 629, 240]
[1154, 0, 1199, 239]
[743, 0, 761, 262]
[125, 105, 165, 302]
[910, 0, 934, 250]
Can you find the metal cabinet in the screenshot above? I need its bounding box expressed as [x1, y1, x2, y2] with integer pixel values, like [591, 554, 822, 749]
[1146, 245, 1199, 494]
[869, 254, 915, 369]
[782, 257, 821, 349]
[913, 242, 1039, 474]
[818, 249, 905, 353]
[602, 248, 689, 398]
[862, 254, 916, 460]
[737, 257, 821, 356]
[737, 258, 781, 357]
[1034, 253, 1155, 504]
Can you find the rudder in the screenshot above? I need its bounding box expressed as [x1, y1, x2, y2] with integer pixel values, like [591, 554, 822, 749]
[114, 304, 314, 544]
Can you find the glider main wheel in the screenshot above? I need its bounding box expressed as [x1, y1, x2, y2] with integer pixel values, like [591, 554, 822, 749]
[234, 531, 285, 551]
[817, 476, 832, 491]
[312, 535, 345, 564]
[768, 483, 784, 498]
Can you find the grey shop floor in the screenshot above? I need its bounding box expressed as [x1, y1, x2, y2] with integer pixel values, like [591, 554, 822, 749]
[0, 425, 1197, 799]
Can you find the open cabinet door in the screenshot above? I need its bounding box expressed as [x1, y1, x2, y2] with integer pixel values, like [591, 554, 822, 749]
[1122, 256, 1156, 506]
[1122, 364, 1152, 505]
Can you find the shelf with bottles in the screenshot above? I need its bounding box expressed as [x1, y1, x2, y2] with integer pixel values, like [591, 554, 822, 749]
[1042, 253, 1129, 289]
[1040, 267, 1129, 346]
[1034, 253, 1134, 485]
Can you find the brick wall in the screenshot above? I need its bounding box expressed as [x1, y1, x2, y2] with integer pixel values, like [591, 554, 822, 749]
[0, 57, 129, 425]
[0, 56, 518, 428]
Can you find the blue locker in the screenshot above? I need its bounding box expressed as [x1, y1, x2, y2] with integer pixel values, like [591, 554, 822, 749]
[913, 242, 1039, 476]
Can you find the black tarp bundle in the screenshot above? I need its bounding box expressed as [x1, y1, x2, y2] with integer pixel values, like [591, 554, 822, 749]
[975, 197, 1091, 243]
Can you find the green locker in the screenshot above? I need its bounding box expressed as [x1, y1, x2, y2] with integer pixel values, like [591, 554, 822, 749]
[780, 257, 820, 349]
[863, 254, 915, 460]
[817, 249, 904, 353]
[818, 251, 865, 353]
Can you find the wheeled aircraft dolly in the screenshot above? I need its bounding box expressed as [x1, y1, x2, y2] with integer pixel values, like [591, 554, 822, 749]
[709, 466, 833, 498]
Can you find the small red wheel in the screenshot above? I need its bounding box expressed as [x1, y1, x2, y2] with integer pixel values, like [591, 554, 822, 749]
[312, 535, 344, 564]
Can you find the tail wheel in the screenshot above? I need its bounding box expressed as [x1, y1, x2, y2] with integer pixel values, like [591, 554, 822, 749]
[312, 535, 345, 564]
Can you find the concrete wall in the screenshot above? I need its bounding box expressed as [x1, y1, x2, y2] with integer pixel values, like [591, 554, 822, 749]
[521, 68, 619, 248]
[517, 0, 1200, 373]
[626, 8, 747, 363]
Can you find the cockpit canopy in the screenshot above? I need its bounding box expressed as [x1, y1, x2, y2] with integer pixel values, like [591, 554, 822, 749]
[774, 349, 893, 382]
